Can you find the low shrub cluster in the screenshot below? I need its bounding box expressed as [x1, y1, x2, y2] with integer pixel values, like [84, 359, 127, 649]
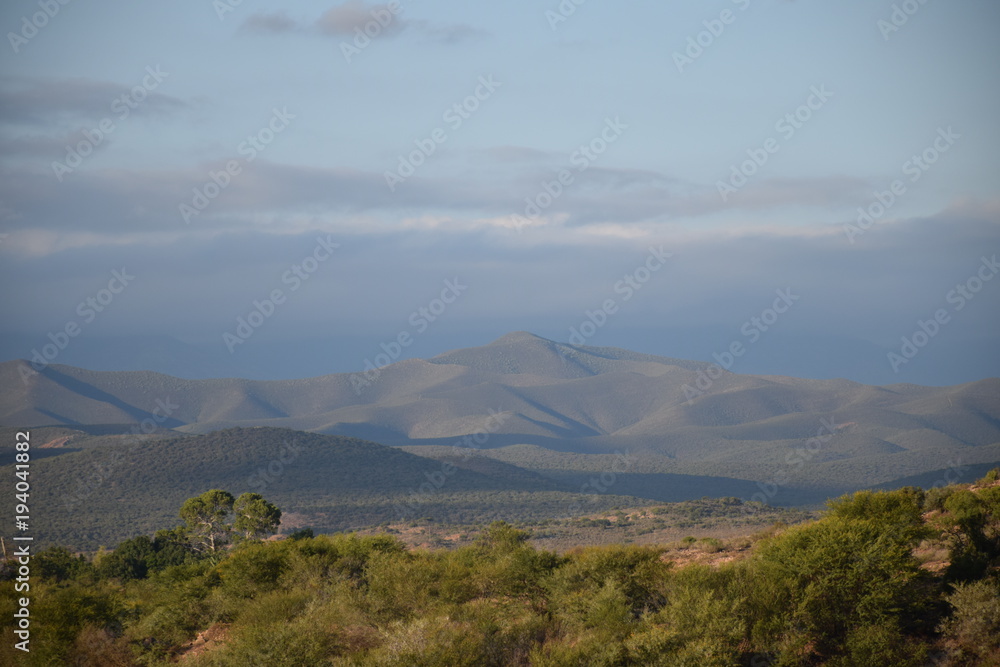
[2, 471, 999, 665]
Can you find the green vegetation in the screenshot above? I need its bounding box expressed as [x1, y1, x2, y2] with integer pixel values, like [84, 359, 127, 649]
[3, 471, 999, 665]
[1, 427, 661, 551]
[180, 490, 281, 554]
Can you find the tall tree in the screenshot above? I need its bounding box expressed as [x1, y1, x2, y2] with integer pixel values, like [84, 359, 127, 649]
[233, 492, 282, 541]
[179, 489, 235, 554]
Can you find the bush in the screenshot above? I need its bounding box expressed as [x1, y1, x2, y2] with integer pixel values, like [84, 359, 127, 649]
[938, 580, 1000, 661]
[529, 632, 624, 666]
[978, 468, 1000, 485]
[67, 625, 135, 666]
[362, 616, 489, 666]
[365, 550, 463, 622]
[942, 488, 1000, 582]
[698, 537, 723, 553]
[195, 614, 336, 666]
[27, 583, 126, 665]
[34, 546, 93, 582]
[546, 544, 669, 630]
[836, 621, 928, 667]
[747, 502, 929, 661]
[923, 484, 958, 512]
[627, 565, 744, 666]
[287, 527, 314, 541]
[215, 541, 289, 599]
[98, 536, 155, 581]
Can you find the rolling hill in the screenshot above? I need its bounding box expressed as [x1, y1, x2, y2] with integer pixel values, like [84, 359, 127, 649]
[11, 426, 663, 550]
[2, 331, 999, 514]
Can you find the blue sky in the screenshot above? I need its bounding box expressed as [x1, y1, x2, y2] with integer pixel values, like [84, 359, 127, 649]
[1, 0, 998, 385]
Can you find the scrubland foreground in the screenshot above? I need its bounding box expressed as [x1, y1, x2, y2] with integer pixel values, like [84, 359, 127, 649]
[2, 471, 1000, 666]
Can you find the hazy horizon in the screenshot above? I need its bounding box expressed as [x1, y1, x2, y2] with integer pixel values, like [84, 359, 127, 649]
[2, 0, 998, 387]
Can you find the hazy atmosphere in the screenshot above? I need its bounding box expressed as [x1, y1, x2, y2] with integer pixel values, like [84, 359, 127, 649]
[1, 0, 998, 385]
[4, 3, 1000, 665]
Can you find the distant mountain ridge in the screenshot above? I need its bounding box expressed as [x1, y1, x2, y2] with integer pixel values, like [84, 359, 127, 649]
[2, 332, 999, 497]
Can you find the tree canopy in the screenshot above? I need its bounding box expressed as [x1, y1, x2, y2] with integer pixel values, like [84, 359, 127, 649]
[179, 489, 281, 554]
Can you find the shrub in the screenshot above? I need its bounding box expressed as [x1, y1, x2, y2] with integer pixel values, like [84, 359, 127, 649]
[195, 614, 336, 666]
[747, 505, 929, 661]
[546, 544, 669, 629]
[362, 616, 489, 666]
[627, 566, 744, 666]
[67, 625, 135, 667]
[34, 546, 93, 582]
[698, 537, 723, 553]
[938, 580, 1000, 661]
[216, 541, 289, 599]
[978, 468, 1000, 485]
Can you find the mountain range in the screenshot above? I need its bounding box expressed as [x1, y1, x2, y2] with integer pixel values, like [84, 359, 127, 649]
[2, 331, 998, 545]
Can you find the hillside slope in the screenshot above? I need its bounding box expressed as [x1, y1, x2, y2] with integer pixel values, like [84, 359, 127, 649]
[2, 332, 998, 498]
[12, 426, 660, 549]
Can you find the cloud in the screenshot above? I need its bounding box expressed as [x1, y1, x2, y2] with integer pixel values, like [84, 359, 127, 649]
[0, 75, 186, 126]
[239, 2, 486, 45]
[0, 130, 95, 158]
[316, 1, 405, 36]
[0, 152, 919, 245]
[239, 11, 300, 34]
[726, 176, 873, 212]
[0, 162, 388, 236]
[480, 146, 556, 163]
[1, 209, 996, 365]
[413, 21, 489, 45]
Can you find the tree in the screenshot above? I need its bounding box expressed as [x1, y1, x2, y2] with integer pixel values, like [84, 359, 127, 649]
[178, 490, 282, 555]
[233, 492, 282, 541]
[98, 535, 154, 581]
[179, 489, 235, 554]
[148, 526, 200, 570]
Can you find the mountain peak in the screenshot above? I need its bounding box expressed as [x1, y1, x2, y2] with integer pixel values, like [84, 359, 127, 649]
[488, 331, 552, 346]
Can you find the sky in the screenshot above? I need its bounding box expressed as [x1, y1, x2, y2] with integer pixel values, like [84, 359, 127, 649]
[0, 0, 998, 386]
